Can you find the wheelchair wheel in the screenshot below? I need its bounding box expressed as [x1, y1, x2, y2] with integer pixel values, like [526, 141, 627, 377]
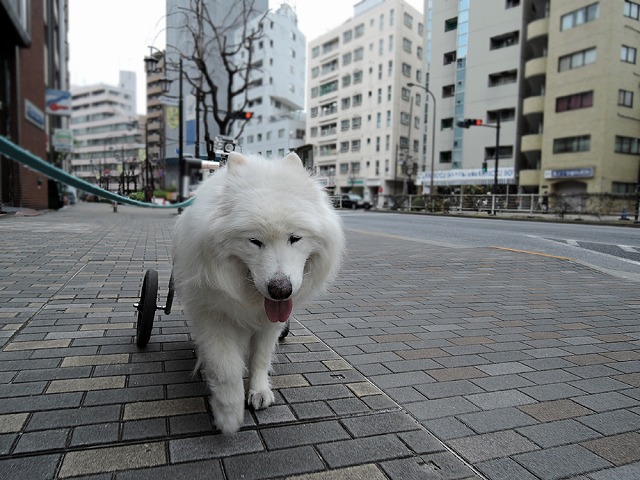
[136, 269, 158, 347]
[279, 318, 290, 341]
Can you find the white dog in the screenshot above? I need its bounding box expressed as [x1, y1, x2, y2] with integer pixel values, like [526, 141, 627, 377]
[172, 151, 344, 433]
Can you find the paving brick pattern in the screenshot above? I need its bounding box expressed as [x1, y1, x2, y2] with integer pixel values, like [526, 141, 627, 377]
[0, 203, 638, 479]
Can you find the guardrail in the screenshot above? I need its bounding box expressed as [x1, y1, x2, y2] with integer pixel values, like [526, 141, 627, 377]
[377, 193, 640, 220]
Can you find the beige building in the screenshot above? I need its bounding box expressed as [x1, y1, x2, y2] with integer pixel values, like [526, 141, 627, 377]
[307, 0, 426, 204]
[421, 0, 640, 196]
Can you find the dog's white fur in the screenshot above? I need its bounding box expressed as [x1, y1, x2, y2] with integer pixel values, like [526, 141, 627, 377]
[172, 151, 344, 433]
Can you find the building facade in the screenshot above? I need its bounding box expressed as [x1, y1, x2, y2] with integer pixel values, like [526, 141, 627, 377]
[1, 0, 69, 210]
[70, 72, 145, 194]
[307, 0, 426, 204]
[233, 3, 307, 159]
[421, 0, 640, 196]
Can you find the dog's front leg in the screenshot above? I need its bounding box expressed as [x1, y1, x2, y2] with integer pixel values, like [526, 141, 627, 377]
[199, 331, 247, 434]
[247, 325, 281, 410]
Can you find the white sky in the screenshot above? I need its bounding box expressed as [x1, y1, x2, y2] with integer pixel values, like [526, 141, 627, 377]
[68, 0, 423, 114]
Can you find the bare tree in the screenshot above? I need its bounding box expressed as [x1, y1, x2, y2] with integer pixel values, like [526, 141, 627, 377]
[169, 0, 268, 158]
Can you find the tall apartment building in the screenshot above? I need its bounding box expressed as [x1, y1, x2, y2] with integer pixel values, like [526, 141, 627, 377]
[145, 49, 167, 187]
[307, 0, 425, 204]
[70, 72, 145, 193]
[233, 3, 306, 158]
[421, 0, 640, 196]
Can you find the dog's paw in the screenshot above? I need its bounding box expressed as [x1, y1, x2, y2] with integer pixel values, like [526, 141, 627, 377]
[247, 388, 275, 410]
[211, 400, 244, 434]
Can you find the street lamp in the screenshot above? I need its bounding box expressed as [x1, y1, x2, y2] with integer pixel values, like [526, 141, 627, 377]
[407, 82, 436, 208]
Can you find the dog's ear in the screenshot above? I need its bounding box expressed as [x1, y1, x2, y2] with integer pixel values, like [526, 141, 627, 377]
[227, 152, 247, 174]
[282, 151, 303, 169]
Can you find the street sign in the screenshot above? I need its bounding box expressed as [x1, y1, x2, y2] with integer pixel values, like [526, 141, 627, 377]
[45, 89, 72, 115]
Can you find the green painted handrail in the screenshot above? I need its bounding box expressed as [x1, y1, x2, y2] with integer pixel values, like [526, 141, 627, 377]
[0, 135, 195, 209]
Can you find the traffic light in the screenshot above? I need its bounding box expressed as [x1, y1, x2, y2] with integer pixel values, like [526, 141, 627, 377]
[230, 111, 253, 120]
[456, 118, 483, 128]
[481, 161, 488, 173]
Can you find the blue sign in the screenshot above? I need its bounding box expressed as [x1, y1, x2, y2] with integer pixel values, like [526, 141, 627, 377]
[544, 167, 594, 179]
[25, 99, 46, 130]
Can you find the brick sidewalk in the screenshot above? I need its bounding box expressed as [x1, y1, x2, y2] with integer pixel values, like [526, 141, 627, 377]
[0, 203, 639, 479]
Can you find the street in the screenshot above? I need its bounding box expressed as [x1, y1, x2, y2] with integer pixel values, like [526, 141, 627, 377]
[0, 203, 639, 479]
[340, 211, 640, 282]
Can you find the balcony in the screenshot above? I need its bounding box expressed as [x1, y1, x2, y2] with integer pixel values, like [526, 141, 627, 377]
[521, 134, 543, 152]
[525, 57, 547, 79]
[522, 95, 545, 116]
[527, 17, 549, 42]
[519, 169, 541, 187]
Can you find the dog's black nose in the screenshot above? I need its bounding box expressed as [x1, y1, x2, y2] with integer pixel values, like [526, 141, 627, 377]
[268, 276, 292, 300]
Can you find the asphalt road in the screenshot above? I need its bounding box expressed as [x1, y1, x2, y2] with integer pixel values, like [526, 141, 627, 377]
[339, 211, 640, 283]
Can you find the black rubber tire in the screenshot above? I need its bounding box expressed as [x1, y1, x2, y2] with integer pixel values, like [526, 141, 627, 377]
[279, 318, 290, 341]
[136, 269, 158, 347]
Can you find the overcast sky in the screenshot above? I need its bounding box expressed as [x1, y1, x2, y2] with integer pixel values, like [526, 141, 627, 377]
[67, 0, 423, 113]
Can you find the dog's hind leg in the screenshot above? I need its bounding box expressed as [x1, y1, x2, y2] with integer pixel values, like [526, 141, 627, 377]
[198, 329, 248, 434]
[246, 325, 282, 410]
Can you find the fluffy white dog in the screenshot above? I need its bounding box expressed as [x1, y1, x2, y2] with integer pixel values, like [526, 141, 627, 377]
[172, 151, 344, 433]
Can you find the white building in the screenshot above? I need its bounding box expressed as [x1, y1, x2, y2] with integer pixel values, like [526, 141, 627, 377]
[307, 0, 425, 204]
[70, 71, 145, 193]
[233, 3, 306, 158]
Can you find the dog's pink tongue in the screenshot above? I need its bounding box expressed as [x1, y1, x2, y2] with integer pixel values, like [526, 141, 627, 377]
[264, 298, 293, 323]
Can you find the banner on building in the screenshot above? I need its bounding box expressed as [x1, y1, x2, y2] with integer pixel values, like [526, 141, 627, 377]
[417, 167, 516, 186]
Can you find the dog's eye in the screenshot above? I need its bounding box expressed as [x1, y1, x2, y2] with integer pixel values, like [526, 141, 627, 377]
[289, 235, 302, 245]
[249, 238, 264, 248]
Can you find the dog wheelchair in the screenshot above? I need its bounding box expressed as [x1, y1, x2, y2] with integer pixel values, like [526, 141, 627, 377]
[133, 268, 291, 347]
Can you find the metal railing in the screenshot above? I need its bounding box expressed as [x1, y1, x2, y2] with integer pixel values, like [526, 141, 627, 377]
[374, 192, 640, 221]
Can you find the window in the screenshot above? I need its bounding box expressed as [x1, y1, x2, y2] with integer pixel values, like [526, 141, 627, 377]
[309, 127, 317, 138]
[320, 123, 336, 137]
[311, 46, 320, 58]
[615, 136, 640, 155]
[322, 38, 339, 55]
[377, 88, 382, 104]
[613, 182, 637, 194]
[444, 51, 457, 65]
[353, 70, 363, 84]
[441, 118, 454, 129]
[354, 23, 364, 38]
[351, 162, 361, 174]
[341, 119, 350, 131]
[354, 47, 364, 61]
[311, 87, 319, 98]
[445, 17, 458, 32]
[402, 63, 412, 77]
[506, 0, 520, 8]
[619, 89, 634, 107]
[343, 30, 352, 43]
[621, 45, 637, 64]
[561, 3, 599, 31]
[339, 163, 349, 174]
[442, 84, 455, 97]
[340, 141, 349, 153]
[417, 46, 423, 58]
[490, 31, 519, 50]
[556, 91, 594, 112]
[386, 110, 391, 127]
[319, 144, 337, 156]
[404, 13, 413, 28]
[625, 1, 640, 20]
[319, 80, 338, 96]
[487, 108, 517, 122]
[322, 59, 338, 75]
[342, 75, 351, 88]
[485, 146, 513, 160]
[351, 140, 361, 151]
[558, 48, 596, 71]
[341, 97, 350, 109]
[310, 107, 318, 118]
[400, 112, 410, 125]
[439, 151, 452, 163]
[553, 135, 591, 153]
[311, 67, 319, 78]
[352, 94, 362, 106]
[342, 52, 352, 66]
[488, 70, 518, 86]
[401, 87, 411, 101]
[352, 117, 362, 129]
[403, 38, 412, 53]
[376, 137, 380, 152]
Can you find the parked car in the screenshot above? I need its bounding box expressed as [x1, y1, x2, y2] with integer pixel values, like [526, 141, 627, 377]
[333, 194, 371, 210]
